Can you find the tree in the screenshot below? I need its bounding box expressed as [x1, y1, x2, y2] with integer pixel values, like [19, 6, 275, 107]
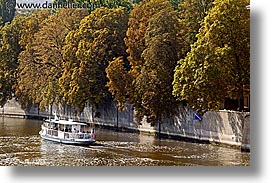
[120, 0, 173, 122]
[107, 0, 183, 124]
[178, 0, 214, 56]
[15, 10, 51, 109]
[106, 56, 132, 111]
[125, 0, 171, 77]
[0, 0, 16, 25]
[173, 0, 250, 112]
[60, 7, 128, 112]
[0, 15, 25, 106]
[134, 5, 182, 124]
[168, 0, 185, 10]
[16, 9, 88, 109]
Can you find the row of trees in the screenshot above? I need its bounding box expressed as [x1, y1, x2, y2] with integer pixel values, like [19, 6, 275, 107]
[0, 0, 250, 124]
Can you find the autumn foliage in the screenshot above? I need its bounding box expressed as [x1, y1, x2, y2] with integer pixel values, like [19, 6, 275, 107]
[0, 0, 250, 124]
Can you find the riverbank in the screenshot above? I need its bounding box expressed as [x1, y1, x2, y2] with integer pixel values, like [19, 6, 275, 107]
[0, 98, 250, 152]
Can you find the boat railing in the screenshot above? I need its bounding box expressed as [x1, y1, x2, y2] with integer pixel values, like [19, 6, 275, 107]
[75, 133, 92, 139]
[46, 129, 58, 137]
[64, 132, 72, 139]
[64, 132, 92, 140]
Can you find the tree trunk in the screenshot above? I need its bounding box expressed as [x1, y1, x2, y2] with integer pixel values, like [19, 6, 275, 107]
[158, 116, 161, 139]
[235, 53, 244, 112]
[238, 89, 244, 112]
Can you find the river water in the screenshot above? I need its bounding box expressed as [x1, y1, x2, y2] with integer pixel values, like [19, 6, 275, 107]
[0, 117, 249, 166]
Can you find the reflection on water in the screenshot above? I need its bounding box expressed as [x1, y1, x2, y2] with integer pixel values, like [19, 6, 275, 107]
[0, 117, 250, 166]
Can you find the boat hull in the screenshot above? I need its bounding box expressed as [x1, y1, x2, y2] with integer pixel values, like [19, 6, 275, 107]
[40, 134, 96, 145]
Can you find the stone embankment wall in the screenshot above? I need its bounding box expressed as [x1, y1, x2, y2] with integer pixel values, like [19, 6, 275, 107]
[159, 108, 249, 148]
[0, 98, 250, 151]
[241, 114, 250, 151]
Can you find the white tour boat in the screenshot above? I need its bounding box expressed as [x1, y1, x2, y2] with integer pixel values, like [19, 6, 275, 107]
[39, 114, 96, 145]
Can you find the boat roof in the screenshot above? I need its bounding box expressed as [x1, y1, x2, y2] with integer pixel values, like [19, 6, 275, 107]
[45, 119, 88, 126]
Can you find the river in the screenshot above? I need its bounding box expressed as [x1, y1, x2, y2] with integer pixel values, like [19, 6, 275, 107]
[0, 117, 249, 166]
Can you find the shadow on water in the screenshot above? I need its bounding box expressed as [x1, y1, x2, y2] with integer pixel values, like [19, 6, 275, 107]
[88, 142, 107, 147]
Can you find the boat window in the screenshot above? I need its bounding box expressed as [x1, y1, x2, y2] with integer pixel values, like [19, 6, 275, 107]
[80, 125, 86, 133]
[59, 124, 64, 131]
[65, 125, 72, 132]
[53, 123, 58, 130]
